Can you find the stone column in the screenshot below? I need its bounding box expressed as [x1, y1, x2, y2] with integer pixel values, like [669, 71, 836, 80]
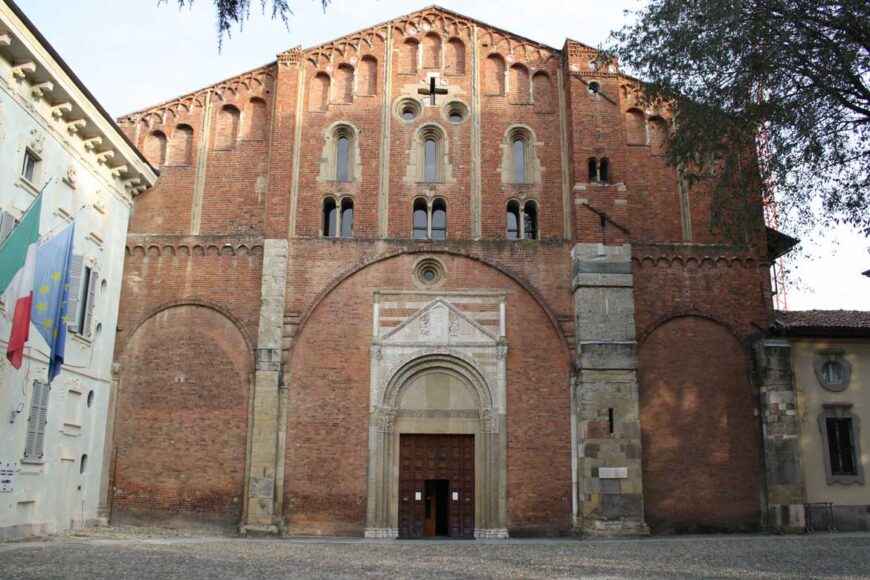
[754, 339, 806, 533]
[572, 243, 647, 535]
[241, 239, 289, 535]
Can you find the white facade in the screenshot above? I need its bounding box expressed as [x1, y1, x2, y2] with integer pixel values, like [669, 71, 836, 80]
[0, 0, 156, 539]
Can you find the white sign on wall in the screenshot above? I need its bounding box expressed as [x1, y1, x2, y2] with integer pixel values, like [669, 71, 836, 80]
[0, 461, 15, 492]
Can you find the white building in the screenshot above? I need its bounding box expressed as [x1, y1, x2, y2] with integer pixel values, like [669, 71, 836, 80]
[0, 0, 156, 539]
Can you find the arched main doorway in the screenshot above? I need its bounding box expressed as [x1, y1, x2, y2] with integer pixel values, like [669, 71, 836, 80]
[364, 300, 508, 539]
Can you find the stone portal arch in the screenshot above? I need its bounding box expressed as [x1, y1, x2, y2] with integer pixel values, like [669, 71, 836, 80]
[366, 351, 508, 539]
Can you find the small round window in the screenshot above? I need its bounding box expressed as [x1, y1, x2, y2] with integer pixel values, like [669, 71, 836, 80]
[414, 258, 445, 287]
[396, 98, 422, 122]
[821, 361, 843, 384]
[442, 101, 468, 124]
[814, 349, 852, 392]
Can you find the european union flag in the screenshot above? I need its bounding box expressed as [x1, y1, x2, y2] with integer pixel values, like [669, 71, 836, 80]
[31, 224, 74, 382]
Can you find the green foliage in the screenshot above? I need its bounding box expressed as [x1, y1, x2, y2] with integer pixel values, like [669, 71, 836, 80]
[164, 0, 331, 48]
[609, 0, 870, 237]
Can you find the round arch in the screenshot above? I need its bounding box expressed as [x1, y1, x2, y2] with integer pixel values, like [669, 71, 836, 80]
[120, 298, 255, 367]
[290, 247, 570, 357]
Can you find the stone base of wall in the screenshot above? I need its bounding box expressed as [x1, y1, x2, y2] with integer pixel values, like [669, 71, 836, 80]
[364, 528, 399, 539]
[0, 518, 101, 541]
[474, 528, 509, 539]
[768, 504, 806, 533]
[805, 504, 870, 532]
[580, 518, 649, 537]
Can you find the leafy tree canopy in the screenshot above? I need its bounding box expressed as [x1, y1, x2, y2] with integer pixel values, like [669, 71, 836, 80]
[609, 0, 870, 237]
[164, 0, 330, 48]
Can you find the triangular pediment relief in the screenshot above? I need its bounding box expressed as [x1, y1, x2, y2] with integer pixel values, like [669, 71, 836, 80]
[381, 298, 497, 345]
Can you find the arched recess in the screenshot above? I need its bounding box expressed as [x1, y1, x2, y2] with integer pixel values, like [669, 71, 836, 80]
[334, 64, 354, 104]
[648, 116, 668, 155]
[358, 56, 378, 96]
[143, 131, 167, 167]
[309, 72, 330, 111]
[509, 64, 530, 104]
[532, 72, 552, 111]
[638, 314, 760, 533]
[485, 54, 506, 95]
[446, 38, 465, 74]
[111, 303, 253, 527]
[166, 125, 194, 166]
[400, 38, 419, 74]
[422, 32, 442, 68]
[214, 104, 240, 149]
[625, 108, 647, 145]
[284, 251, 572, 536]
[244, 97, 268, 140]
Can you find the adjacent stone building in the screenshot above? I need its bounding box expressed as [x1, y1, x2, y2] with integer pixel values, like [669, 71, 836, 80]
[108, 6, 787, 537]
[775, 310, 869, 532]
[0, 0, 156, 539]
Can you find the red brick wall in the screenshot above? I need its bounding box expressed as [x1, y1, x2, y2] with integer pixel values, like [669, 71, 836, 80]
[111, 10, 775, 533]
[633, 248, 770, 532]
[638, 315, 761, 532]
[112, 304, 252, 526]
[284, 253, 572, 535]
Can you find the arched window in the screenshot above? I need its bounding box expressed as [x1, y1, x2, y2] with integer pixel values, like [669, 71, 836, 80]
[532, 72, 552, 111]
[507, 200, 538, 240]
[340, 198, 354, 238]
[322, 197, 337, 237]
[336, 136, 350, 181]
[310, 72, 330, 111]
[431, 198, 447, 240]
[506, 200, 520, 239]
[423, 33, 441, 69]
[335, 64, 354, 104]
[599, 158, 610, 183]
[424, 139, 437, 182]
[329, 125, 356, 182]
[412, 198, 447, 240]
[143, 131, 167, 167]
[649, 116, 668, 155]
[512, 139, 526, 184]
[523, 201, 538, 240]
[417, 126, 446, 183]
[447, 38, 465, 75]
[588, 157, 598, 182]
[359, 56, 377, 96]
[485, 54, 505, 95]
[167, 124, 194, 166]
[509, 64, 530, 104]
[413, 198, 428, 239]
[506, 127, 534, 184]
[625, 108, 646, 145]
[244, 97, 268, 140]
[214, 104, 240, 150]
[401, 39, 419, 74]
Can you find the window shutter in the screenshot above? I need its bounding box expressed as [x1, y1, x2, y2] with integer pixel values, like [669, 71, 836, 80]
[83, 268, 98, 338]
[0, 210, 18, 247]
[67, 255, 84, 333]
[24, 380, 50, 460]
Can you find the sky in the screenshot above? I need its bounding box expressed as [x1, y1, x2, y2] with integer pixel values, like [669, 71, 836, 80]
[14, 0, 870, 310]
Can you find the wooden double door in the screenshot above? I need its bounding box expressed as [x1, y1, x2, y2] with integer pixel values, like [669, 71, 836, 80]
[399, 434, 475, 538]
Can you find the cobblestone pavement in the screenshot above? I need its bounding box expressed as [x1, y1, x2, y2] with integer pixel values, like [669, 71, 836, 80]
[1, 527, 869, 579]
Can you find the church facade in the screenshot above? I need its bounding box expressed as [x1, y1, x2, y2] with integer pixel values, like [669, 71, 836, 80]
[108, 7, 802, 537]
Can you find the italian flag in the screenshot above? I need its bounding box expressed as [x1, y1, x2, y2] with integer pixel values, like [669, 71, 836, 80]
[0, 195, 42, 368]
